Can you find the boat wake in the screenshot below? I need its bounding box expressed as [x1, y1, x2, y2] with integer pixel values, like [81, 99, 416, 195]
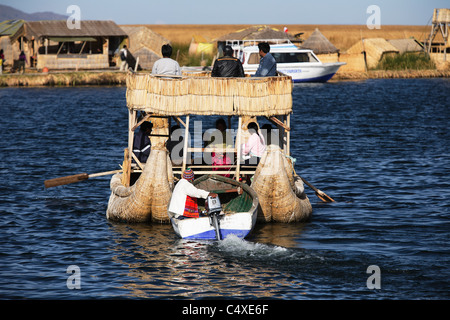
[217, 234, 288, 257]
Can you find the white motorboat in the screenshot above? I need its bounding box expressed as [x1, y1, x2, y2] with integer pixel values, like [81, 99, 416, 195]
[228, 39, 345, 83]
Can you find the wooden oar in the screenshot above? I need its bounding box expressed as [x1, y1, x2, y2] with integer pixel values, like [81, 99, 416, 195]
[44, 170, 122, 188]
[293, 170, 335, 202]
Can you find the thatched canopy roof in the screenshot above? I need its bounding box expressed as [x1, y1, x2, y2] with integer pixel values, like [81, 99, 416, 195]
[215, 25, 296, 42]
[300, 28, 338, 54]
[126, 73, 293, 116]
[22, 20, 127, 39]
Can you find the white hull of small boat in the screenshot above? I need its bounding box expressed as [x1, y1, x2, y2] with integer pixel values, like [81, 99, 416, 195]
[168, 174, 259, 240]
[169, 210, 257, 240]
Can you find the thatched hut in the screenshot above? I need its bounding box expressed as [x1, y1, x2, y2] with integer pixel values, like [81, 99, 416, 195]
[120, 26, 169, 70]
[346, 38, 399, 69]
[9, 20, 127, 70]
[0, 19, 24, 68]
[300, 28, 339, 62]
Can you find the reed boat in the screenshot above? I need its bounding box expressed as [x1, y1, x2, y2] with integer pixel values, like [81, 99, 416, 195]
[168, 174, 258, 240]
[105, 71, 312, 224]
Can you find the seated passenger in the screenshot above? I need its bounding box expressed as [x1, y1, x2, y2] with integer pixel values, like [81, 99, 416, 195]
[152, 44, 182, 76]
[133, 121, 152, 163]
[241, 122, 266, 165]
[252, 42, 277, 77]
[212, 151, 232, 178]
[204, 118, 233, 149]
[211, 45, 245, 78]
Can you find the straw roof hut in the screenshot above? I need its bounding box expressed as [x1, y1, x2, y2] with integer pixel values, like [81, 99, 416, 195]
[0, 19, 24, 66]
[7, 20, 127, 70]
[121, 26, 169, 70]
[347, 38, 399, 69]
[300, 28, 338, 54]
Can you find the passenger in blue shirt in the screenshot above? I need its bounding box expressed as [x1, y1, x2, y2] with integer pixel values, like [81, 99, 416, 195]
[252, 42, 277, 77]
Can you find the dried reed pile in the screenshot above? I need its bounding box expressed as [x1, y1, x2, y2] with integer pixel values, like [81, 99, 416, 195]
[126, 73, 292, 116]
[251, 145, 312, 223]
[106, 148, 173, 223]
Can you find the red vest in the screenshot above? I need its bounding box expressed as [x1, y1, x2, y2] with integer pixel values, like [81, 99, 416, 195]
[183, 195, 199, 218]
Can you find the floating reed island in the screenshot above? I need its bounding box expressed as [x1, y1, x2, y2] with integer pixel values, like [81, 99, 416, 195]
[106, 71, 313, 224]
[2, 69, 449, 87]
[0, 71, 127, 87]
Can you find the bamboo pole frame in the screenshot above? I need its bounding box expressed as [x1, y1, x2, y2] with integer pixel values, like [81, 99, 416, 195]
[286, 114, 291, 156]
[181, 115, 190, 173]
[123, 109, 137, 187]
[235, 116, 242, 181]
[283, 115, 287, 155]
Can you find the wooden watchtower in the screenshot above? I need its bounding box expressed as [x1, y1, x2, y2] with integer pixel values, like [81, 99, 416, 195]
[426, 8, 450, 61]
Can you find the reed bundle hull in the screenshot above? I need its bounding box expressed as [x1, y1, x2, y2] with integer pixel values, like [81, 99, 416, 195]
[106, 148, 173, 223]
[251, 145, 312, 223]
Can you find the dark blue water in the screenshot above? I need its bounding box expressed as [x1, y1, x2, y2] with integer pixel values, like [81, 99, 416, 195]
[0, 79, 448, 300]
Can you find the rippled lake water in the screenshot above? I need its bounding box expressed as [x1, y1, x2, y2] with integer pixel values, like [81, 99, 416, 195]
[0, 78, 448, 300]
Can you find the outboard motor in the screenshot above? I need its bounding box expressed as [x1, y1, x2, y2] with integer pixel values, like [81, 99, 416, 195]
[205, 195, 223, 240]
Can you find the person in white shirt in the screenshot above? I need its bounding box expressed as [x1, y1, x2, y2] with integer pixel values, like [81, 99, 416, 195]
[168, 168, 218, 219]
[152, 44, 182, 76]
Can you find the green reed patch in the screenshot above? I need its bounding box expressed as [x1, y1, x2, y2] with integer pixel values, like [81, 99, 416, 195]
[376, 52, 436, 70]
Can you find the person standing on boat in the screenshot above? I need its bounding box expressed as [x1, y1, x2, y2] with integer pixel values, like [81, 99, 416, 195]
[133, 121, 152, 163]
[252, 42, 277, 77]
[241, 122, 266, 165]
[152, 44, 181, 76]
[168, 169, 218, 219]
[211, 45, 245, 77]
